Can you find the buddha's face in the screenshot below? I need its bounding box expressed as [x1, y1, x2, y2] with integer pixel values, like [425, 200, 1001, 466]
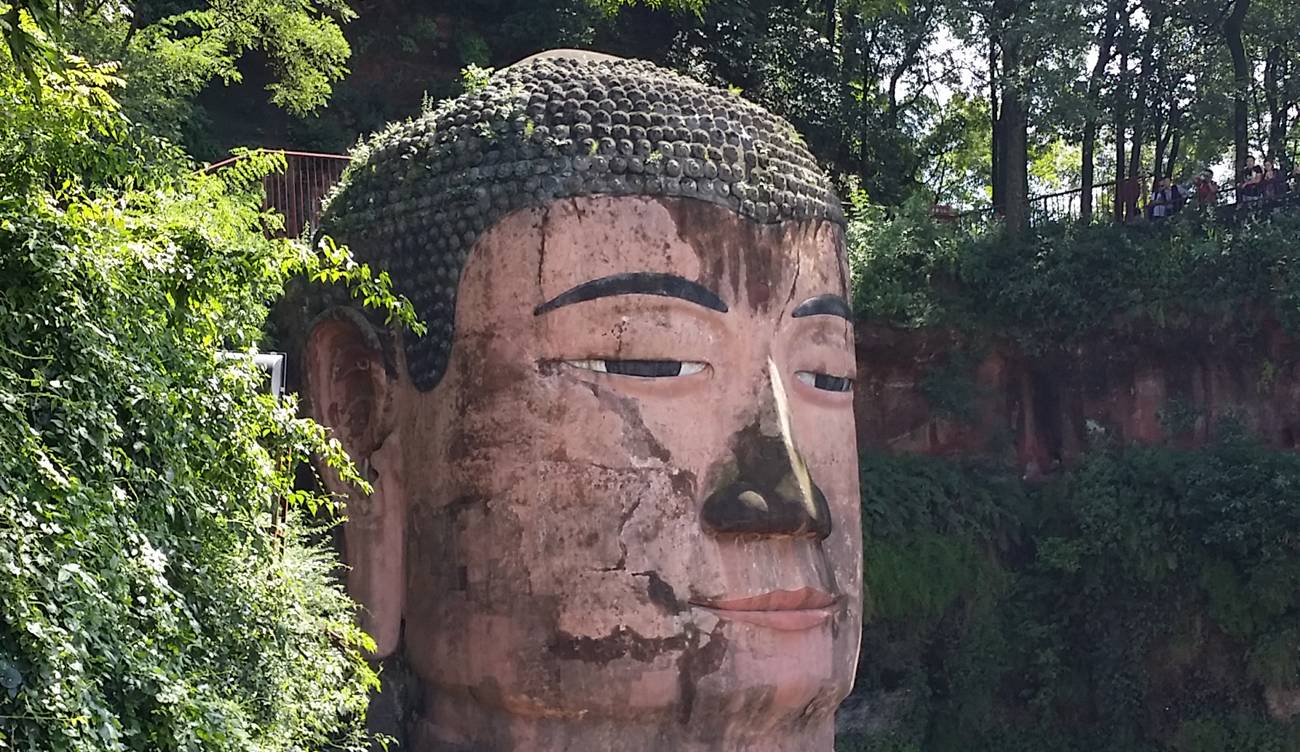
[318, 195, 861, 739]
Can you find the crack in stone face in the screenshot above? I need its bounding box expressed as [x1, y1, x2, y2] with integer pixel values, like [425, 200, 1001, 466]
[780, 238, 802, 337]
[576, 380, 672, 463]
[536, 203, 550, 292]
[613, 496, 641, 570]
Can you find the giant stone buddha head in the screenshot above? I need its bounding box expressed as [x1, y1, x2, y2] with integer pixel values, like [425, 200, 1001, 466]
[303, 50, 862, 751]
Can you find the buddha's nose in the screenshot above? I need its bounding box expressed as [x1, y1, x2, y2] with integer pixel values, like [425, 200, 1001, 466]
[700, 360, 832, 540]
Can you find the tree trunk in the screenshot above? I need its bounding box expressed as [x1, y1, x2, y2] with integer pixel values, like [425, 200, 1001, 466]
[1153, 118, 1169, 179]
[1114, 16, 1131, 222]
[858, 44, 874, 185]
[1080, 0, 1122, 223]
[1081, 121, 1098, 223]
[1263, 44, 1286, 159]
[999, 28, 1028, 233]
[990, 35, 1003, 215]
[1223, 0, 1251, 179]
[1154, 101, 1180, 178]
[886, 3, 935, 131]
[838, 9, 859, 177]
[1166, 123, 1182, 177]
[1001, 94, 1028, 232]
[824, 0, 837, 41]
[1128, 0, 1163, 186]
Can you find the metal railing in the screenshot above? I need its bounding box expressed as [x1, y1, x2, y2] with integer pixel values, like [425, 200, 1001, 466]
[206, 151, 351, 238]
[1028, 181, 1117, 224]
[960, 178, 1298, 226]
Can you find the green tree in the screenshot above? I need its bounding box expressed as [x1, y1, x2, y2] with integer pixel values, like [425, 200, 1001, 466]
[0, 23, 417, 752]
[2, 0, 354, 146]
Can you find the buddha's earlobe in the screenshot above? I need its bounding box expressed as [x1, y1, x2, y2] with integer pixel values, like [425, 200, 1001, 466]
[305, 313, 406, 657]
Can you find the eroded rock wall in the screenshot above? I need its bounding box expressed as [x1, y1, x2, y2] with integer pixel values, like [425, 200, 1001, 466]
[854, 320, 1300, 472]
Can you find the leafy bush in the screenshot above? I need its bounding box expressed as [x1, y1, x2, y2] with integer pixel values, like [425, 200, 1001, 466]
[848, 205, 1300, 350]
[850, 430, 1300, 751]
[0, 29, 414, 752]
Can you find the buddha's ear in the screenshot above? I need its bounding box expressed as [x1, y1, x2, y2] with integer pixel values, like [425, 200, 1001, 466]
[305, 310, 406, 658]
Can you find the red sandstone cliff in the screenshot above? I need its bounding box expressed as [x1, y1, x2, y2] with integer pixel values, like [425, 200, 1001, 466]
[855, 319, 1300, 474]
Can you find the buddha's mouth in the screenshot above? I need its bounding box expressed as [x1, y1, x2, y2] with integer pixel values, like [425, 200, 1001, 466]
[689, 586, 838, 631]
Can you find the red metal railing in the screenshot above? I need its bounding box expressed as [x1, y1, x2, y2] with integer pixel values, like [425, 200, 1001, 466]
[206, 151, 351, 238]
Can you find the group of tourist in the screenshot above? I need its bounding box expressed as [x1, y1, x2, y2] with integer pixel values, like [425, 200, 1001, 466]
[1238, 155, 1299, 206]
[1126, 155, 1300, 222]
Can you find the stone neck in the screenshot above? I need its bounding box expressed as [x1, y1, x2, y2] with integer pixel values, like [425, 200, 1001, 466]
[411, 694, 836, 752]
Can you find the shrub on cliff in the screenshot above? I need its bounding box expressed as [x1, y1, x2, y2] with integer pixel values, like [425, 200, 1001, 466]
[843, 428, 1300, 752]
[848, 203, 1300, 348]
[0, 25, 415, 752]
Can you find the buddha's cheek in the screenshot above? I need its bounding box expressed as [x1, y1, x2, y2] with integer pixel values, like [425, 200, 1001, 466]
[401, 430, 705, 710]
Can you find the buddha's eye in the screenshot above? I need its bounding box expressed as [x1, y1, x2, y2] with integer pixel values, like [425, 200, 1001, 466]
[795, 370, 853, 392]
[566, 359, 707, 377]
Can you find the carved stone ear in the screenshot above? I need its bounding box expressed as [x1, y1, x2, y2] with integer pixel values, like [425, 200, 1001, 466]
[305, 312, 394, 463]
[305, 312, 405, 657]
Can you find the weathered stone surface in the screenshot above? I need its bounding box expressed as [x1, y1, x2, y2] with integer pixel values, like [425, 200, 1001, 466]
[302, 51, 860, 752]
[854, 319, 1300, 469]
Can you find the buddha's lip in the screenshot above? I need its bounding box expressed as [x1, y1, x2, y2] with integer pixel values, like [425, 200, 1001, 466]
[690, 588, 838, 631]
[692, 586, 838, 612]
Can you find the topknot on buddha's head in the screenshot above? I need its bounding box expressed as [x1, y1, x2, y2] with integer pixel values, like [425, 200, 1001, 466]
[318, 51, 844, 391]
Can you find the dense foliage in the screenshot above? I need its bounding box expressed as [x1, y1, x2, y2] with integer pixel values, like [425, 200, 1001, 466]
[3, 0, 354, 148]
[848, 200, 1300, 350]
[0, 21, 416, 751]
[839, 426, 1300, 752]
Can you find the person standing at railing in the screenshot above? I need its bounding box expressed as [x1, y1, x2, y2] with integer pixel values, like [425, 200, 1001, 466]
[1241, 165, 1265, 206]
[1150, 176, 1184, 220]
[1262, 158, 1284, 200]
[1236, 156, 1256, 201]
[1193, 170, 1218, 207]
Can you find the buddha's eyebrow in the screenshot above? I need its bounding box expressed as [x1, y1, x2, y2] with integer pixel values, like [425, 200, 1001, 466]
[791, 294, 852, 320]
[534, 272, 728, 316]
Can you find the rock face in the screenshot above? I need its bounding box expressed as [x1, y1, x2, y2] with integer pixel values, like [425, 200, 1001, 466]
[854, 319, 1300, 469]
[301, 51, 862, 752]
